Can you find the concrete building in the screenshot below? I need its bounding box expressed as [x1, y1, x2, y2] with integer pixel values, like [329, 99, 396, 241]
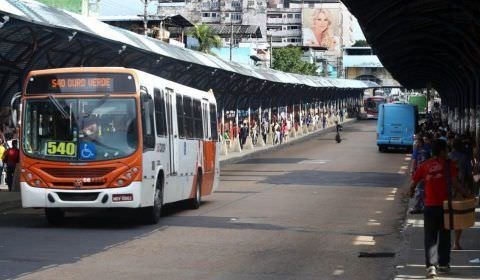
[343, 47, 401, 88]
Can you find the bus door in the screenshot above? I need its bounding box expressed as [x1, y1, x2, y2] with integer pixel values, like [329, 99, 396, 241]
[165, 88, 178, 175]
[201, 99, 214, 173]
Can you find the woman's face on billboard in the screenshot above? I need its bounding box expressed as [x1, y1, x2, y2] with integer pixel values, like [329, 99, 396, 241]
[314, 11, 329, 32]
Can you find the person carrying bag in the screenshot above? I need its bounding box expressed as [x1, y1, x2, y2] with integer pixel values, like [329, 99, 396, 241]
[410, 139, 469, 278]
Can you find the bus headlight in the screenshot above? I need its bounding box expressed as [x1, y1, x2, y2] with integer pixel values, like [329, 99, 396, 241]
[113, 167, 140, 187]
[21, 168, 47, 188]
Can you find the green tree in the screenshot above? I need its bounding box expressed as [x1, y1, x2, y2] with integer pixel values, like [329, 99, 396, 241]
[352, 40, 369, 47]
[188, 23, 222, 55]
[272, 47, 317, 75]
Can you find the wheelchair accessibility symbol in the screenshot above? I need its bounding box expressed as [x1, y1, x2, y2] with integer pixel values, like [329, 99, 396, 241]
[80, 143, 96, 160]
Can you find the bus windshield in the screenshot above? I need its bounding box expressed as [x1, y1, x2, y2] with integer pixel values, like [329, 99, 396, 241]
[23, 97, 138, 162]
[365, 98, 385, 113]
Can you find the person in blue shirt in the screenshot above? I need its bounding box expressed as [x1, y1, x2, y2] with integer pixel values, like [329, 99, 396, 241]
[410, 136, 432, 214]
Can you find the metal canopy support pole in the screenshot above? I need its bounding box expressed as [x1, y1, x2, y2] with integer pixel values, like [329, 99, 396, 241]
[232, 102, 242, 152]
[220, 105, 228, 155]
[258, 105, 265, 146]
[244, 104, 254, 150]
[266, 102, 273, 145]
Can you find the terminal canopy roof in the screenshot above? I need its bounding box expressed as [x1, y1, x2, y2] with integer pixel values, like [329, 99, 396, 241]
[0, 0, 376, 108]
[342, 0, 480, 108]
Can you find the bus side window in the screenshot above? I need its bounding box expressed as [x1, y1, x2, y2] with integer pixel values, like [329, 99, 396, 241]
[209, 103, 218, 141]
[176, 94, 185, 138]
[183, 96, 193, 139]
[154, 88, 167, 136]
[193, 99, 203, 139]
[141, 89, 155, 150]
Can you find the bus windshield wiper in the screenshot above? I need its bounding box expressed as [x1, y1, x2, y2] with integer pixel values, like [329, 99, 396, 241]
[48, 94, 70, 119]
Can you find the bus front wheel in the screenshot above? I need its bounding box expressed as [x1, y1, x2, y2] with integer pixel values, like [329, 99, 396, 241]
[45, 208, 65, 225]
[143, 184, 163, 224]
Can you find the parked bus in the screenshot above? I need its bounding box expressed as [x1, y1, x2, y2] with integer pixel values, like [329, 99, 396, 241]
[14, 67, 220, 224]
[377, 103, 417, 152]
[363, 95, 387, 119]
[408, 95, 427, 116]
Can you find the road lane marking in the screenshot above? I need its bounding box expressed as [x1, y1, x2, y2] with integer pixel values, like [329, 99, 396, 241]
[353, 235, 376, 246]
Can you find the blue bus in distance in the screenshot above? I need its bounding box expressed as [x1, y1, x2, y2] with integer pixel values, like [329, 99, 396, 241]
[377, 104, 417, 152]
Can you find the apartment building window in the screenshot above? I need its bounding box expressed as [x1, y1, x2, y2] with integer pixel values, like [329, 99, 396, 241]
[211, 12, 218, 18]
[287, 14, 293, 19]
[247, 0, 254, 7]
[202, 2, 210, 9]
[212, 1, 219, 9]
[202, 13, 210, 17]
[287, 26, 299, 30]
[267, 26, 282, 31]
[268, 14, 282, 19]
[231, 13, 241, 21]
[295, 14, 301, 19]
[231, 1, 241, 9]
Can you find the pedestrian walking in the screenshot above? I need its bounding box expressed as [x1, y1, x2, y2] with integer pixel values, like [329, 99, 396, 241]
[2, 139, 19, 192]
[409, 136, 431, 214]
[0, 139, 5, 186]
[410, 139, 470, 278]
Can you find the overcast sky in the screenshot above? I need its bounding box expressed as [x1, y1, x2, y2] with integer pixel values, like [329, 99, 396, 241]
[98, 0, 157, 16]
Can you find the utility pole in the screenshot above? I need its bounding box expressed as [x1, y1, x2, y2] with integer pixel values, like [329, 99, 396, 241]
[143, 0, 148, 36]
[269, 34, 273, 68]
[230, 19, 233, 61]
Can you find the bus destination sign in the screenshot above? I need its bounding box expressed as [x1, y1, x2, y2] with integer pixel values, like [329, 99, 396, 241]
[27, 73, 136, 94]
[50, 78, 113, 92]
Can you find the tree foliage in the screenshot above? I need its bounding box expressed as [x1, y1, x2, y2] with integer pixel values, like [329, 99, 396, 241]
[352, 40, 369, 47]
[188, 23, 222, 54]
[272, 47, 317, 75]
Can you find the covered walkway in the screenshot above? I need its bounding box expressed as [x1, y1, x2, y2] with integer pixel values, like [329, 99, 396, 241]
[0, 0, 376, 155]
[343, 0, 480, 138]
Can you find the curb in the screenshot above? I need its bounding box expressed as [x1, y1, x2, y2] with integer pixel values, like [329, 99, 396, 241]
[0, 194, 21, 213]
[220, 119, 356, 166]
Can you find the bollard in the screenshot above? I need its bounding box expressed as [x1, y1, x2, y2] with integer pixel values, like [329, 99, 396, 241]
[220, 141, 228, 155]
[297, 127, 303, 136]
[230, 138, 242, 153]
[257, 135, 266, 147]
[266, 132, 274, 145]
[244, 135, 254, 150]
[290, 128, 296, 138]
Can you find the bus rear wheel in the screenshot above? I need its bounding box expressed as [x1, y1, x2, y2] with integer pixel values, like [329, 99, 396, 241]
[45, 208, 65, 225]
[189, 174, 201, 209]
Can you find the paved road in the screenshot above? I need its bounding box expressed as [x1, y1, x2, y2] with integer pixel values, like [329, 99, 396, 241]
[0, 120, 411, 280]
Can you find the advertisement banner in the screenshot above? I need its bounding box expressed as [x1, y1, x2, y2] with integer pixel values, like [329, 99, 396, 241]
[302, 7, 341, 53]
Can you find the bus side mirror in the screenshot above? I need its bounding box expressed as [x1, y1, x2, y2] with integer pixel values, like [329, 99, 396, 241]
[10, 92, 21, 128]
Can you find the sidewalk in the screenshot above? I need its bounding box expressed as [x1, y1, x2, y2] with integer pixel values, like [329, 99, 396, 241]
[394, 197, 480, 279]
[0, 118, 352, 213]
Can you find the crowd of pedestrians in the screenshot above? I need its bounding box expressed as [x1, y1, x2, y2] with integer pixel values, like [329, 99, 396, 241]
[409, 112, 479, 278]
[220, 107, 348, 149]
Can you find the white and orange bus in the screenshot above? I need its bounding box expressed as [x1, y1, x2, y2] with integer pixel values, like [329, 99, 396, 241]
[14, 67, 220, 224]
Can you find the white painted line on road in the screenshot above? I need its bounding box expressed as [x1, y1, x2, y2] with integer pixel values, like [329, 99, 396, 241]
[405, 264, 480, 269]
[332, 269, 344, 276]
[407, 218, 424, 227]
[391, 188, 398, 194]
[299, 159, 331, 164]
[375, 211, 382, 214]
[386, 194, 395, 201]
[404, 157, 412, 161]
[400, 166, 408, 170]
[397, 171, 406, 175]
[367, 219, 381, 226]
[353, 235, 375, 246]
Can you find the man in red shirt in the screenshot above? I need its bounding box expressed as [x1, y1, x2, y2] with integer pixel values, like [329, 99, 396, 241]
[2, 139, 19, 192]
[410, 139, 469, 278]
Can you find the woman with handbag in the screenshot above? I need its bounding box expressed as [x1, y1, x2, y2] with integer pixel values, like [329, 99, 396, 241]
[410, 139, 470, 278]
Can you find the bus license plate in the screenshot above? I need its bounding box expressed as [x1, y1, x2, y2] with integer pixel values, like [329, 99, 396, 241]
[112, 194, 133, 202]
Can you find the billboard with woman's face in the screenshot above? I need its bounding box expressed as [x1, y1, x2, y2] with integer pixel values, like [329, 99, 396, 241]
[302, 8, 341, 52]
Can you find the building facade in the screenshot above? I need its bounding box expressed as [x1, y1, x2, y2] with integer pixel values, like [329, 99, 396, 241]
[343, 47, 401, 88]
